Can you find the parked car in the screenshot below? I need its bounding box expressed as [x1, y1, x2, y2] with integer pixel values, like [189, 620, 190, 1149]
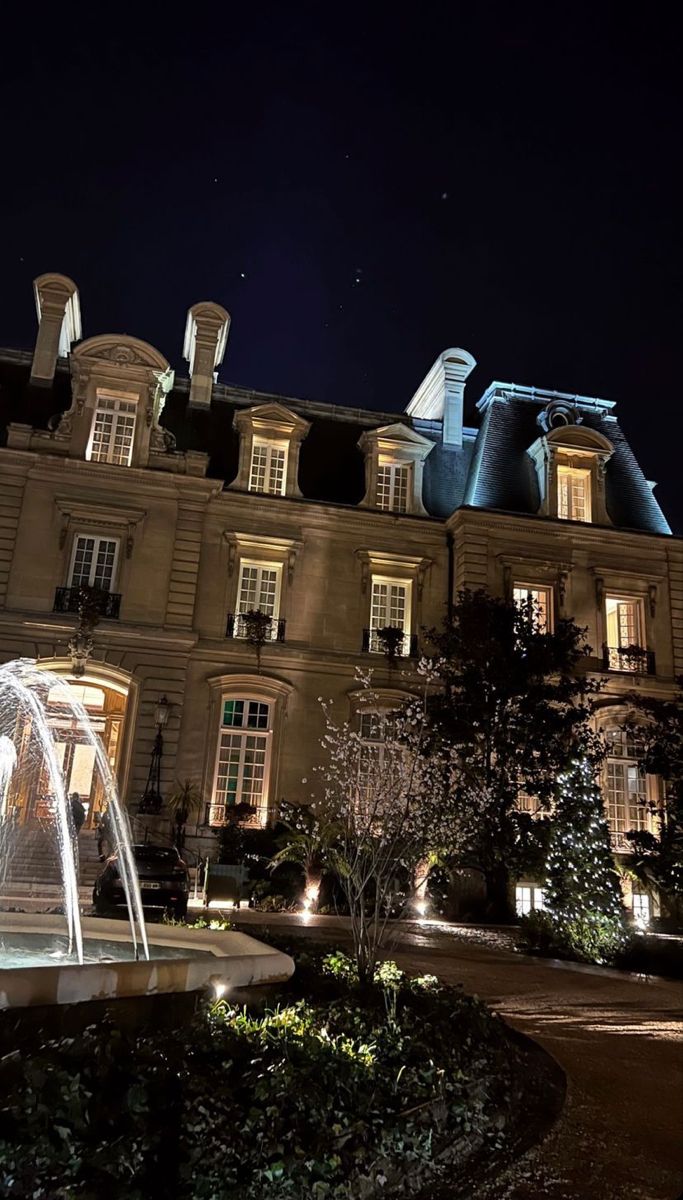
[93, 844, 190, 919]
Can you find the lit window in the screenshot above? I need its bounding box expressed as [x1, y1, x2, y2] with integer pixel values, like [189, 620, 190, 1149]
[209, 699, 271, 826]
[369, 577, 411, 655]
[605, 596, 645, 671]
[557, 465, 591, 522]
[516, 791, 537, 814]
[605, 730, 648, 834]
[234, 561, 282, 640]
[377, 462, 409, 513]
[515, 884, 544, 916]
[632, 893, 650, 925]
[513, 584, 552, 632]
[87, 393, 137, 466]
[249, 439, 288, 495]
[69, 536, 118, 592]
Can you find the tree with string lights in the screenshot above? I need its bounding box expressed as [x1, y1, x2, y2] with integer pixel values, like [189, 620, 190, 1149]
[542, 754, 628, 964]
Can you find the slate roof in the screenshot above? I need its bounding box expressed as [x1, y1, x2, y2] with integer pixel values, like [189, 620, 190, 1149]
[0, 350, 672, 535]
[465, 388, 671, 535]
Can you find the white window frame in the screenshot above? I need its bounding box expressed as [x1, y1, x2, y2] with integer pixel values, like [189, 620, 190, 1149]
[604, 730, 650, 836]
[249, 438, 289, 496]
[86, 390, 138, 467]
[234, 560, 283, 640]
[369, 575, 412, 655]
[557, 464, 591, 522]
[209, 696, 273, 828]
[605, 595, 646, 671]
[515, 884, 545, 916]
[632, 893, 650, 925]
[68, 534, 120, 592]
[376, 459, 410, 513]
[513, 583, 553, 633]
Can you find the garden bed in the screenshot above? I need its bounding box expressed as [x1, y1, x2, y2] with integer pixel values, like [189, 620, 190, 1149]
[0, 938, 564, 1199]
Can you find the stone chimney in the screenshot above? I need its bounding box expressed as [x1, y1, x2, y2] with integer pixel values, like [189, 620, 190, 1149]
[183, 302, 231, 410]
[30, 273, 82, 385]
[405, 348, 476, 447]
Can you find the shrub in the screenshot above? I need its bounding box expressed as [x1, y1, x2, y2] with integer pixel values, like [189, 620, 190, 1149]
[0, 950, 523, 1199]
[520, 908, 631, 965]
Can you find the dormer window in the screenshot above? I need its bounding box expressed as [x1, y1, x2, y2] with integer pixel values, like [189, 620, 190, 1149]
[86, 392, 137, 467]
[231, 403, 310, 498]
[249, 438, 288, 496]
[377, 460, 409, 512]
[557, 465, 591, 522]
[358, 423, 434, 516]
[527, 414, 614, 526]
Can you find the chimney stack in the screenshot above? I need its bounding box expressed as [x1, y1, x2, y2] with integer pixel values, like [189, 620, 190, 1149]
[183, 302, 231, 410]
[405, 348, 476, 447]
[30, 273, 82, 385]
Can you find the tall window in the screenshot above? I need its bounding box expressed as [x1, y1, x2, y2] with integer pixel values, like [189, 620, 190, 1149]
[513, 584, 552, 633]
[605, 596, 644, 671]
[235, 561, 282, 639]
[557, 465, 591, 522]
[209, 698, 271, 826]
[87, 393, 137, 466]
[605, 730, 649, 835]
[369, 577, 411, 654]
[377, 461, 409, 513]
[69, 536, 118, 592]
[249, 439, 288, 495]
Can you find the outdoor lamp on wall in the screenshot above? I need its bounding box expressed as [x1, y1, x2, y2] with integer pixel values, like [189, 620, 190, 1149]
[139, 695, 172, 814]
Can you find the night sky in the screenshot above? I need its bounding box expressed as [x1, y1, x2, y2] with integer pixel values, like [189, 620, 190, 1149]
[1, 7, 680, 530]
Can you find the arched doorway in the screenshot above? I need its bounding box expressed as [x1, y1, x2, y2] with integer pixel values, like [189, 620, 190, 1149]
[9, 668, 132, 828]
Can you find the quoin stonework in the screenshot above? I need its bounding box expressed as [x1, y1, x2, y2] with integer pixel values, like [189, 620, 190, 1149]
[1, 273, 681, 918]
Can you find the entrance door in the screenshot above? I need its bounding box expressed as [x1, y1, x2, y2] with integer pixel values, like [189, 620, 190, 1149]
[10, 679, 127, 827]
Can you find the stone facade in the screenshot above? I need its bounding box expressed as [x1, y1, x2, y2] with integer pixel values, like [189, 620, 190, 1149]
[0, 276, 680, 915]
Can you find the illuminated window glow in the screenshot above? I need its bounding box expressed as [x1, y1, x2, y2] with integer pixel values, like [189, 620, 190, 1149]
[87, 393, 137, 466]
[210, 699, 271, 827]
[557, 465, 591, 522]
[377, 462, 409, 512]
[369, 577, 411, 654]
[605, 596, 644, 671]
[235, 561, 282, 639]
[69, 536, 118, 592]
[513, 584, 552, 632]
[515, 884, 545, 916]
[632, 892, 650, 924]
[249, 439, 288, 495]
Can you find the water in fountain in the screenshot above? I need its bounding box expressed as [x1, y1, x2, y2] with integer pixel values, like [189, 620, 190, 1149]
[0, 659, 149, 963]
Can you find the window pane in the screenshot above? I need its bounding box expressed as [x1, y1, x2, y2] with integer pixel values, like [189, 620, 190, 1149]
[70, 536, 117, 590]
[89, 396, 137, 466]
[557, 467, 590, 522]
[513, 585, 550, 632]
[377, 464, 408, 513]
[249, 440, 288, 495]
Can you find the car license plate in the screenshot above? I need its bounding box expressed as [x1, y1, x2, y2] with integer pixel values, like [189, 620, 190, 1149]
[143, 881, 161, 890]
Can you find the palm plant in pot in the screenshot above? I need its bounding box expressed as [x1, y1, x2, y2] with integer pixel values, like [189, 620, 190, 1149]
[167, 779, 204, 850]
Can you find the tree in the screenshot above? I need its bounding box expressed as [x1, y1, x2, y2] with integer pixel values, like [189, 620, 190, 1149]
[622, 678, 683, 925]
[269, 801, 338, 911]
[543, 755, 627, 963]
[305, 671, 460, 983]
[167, 779, 203, 851]
[427, 589, 598, 921]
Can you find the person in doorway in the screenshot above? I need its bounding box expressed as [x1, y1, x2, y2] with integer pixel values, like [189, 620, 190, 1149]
[70, 792, 86, 835]
[96, 806, 114, 861]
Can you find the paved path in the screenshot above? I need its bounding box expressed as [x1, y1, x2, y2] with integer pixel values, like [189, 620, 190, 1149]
[229, 911, 683, 1200]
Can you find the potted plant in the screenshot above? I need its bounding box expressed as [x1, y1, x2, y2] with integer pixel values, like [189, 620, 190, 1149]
[240, 609, 273, 670]
[375, 625, 405, 664]
[167, 779, 203, 850]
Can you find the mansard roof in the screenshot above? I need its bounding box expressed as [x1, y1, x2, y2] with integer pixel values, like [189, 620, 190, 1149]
[0, 349, 671, 535]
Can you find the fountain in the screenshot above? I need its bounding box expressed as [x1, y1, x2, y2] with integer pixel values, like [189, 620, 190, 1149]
[0, 659, 293, 1010]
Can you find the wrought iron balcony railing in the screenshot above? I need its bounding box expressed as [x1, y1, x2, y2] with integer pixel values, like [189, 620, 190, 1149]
[362, 628, 418, 658]
[53, 586, 121, 620]
[226, 612, 286, 642]
[602, 644, 655, 675]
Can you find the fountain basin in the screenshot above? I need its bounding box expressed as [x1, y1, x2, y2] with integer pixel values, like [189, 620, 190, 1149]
[0, 913, 294, 1009]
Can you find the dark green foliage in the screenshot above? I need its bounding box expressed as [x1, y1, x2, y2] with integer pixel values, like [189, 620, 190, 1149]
[0, 949, 522, 1199]
[622, 678, 683, 926]
[427, 589, 598, 920]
